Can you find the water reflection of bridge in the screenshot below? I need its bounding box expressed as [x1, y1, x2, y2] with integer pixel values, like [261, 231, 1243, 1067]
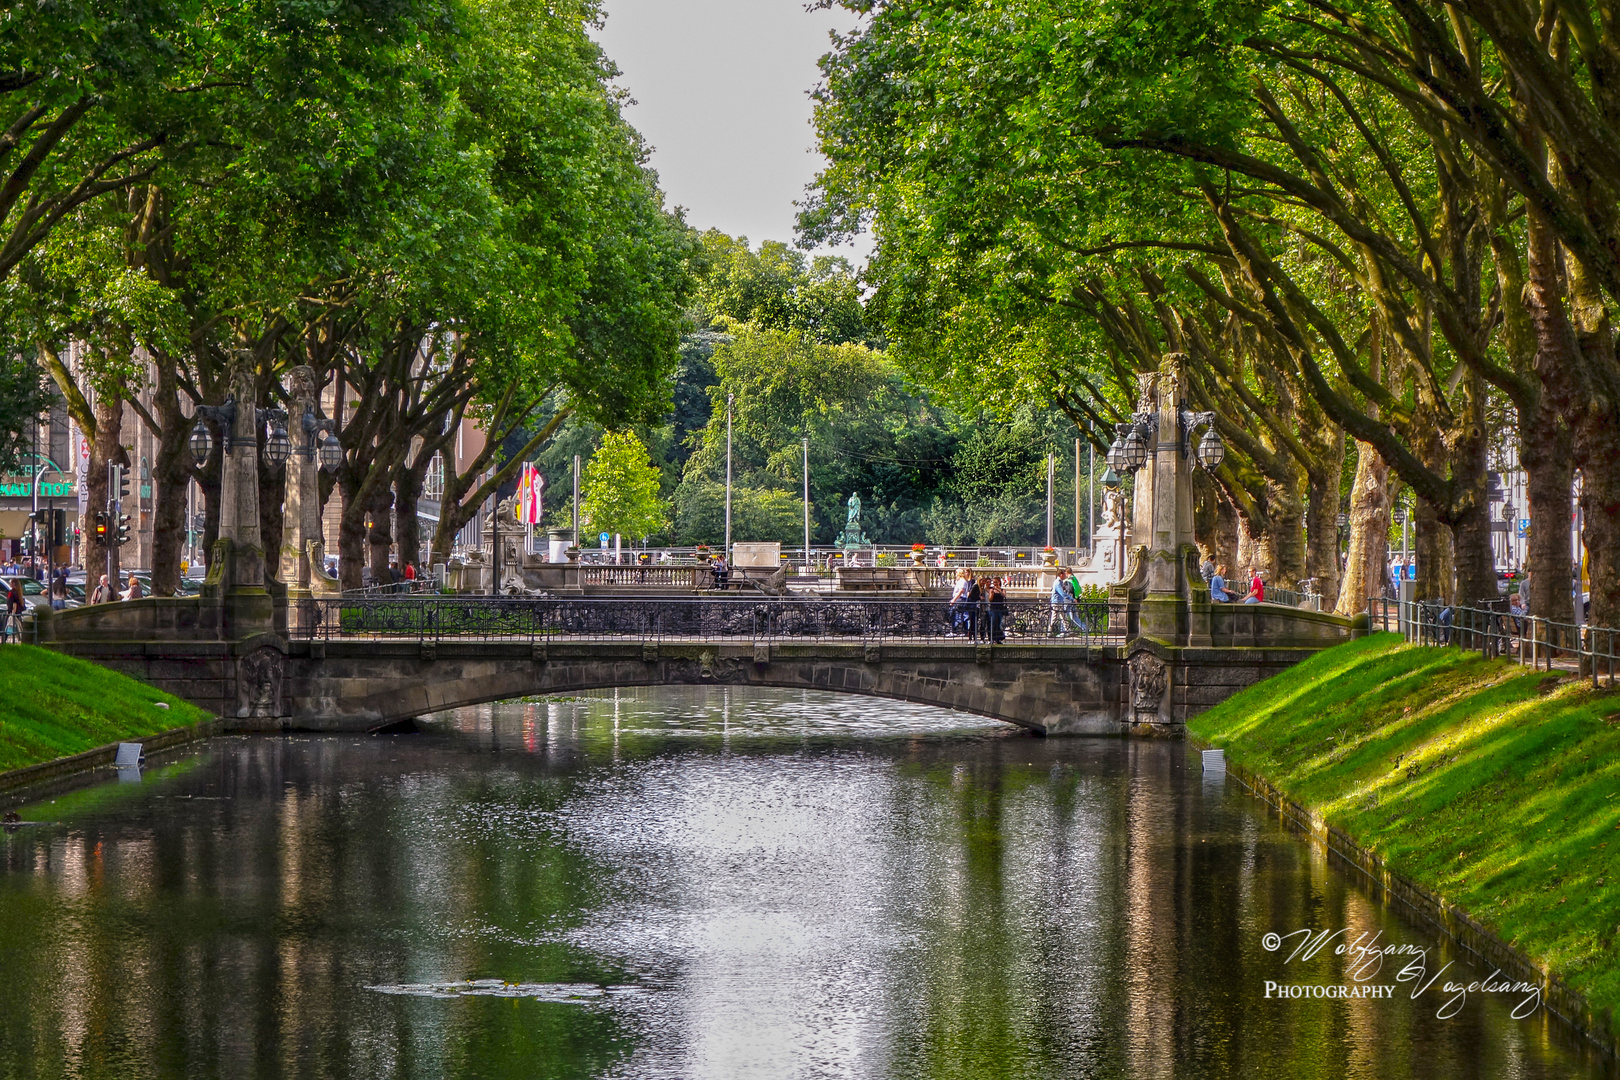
[36, 595, 1356, 737]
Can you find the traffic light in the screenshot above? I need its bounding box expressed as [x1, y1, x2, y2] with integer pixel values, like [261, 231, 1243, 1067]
[116, 465, 130, 503]
[115, 514, 132, 546]
[93, 511, 108, 540]
[50, 508, 66, 547]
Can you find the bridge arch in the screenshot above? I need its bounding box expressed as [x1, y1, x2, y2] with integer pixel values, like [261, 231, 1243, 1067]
[289, 640, 1125, 737]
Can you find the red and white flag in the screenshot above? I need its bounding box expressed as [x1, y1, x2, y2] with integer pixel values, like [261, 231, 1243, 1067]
[515, 464, 544, 525]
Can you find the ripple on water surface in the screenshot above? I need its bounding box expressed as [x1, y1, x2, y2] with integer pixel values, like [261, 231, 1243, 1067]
[0, 685, 1610, 1080]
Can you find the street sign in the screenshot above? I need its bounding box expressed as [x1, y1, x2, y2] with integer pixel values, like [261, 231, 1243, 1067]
[1518, 518, 1529, 539]
[599, 532, 610, 549]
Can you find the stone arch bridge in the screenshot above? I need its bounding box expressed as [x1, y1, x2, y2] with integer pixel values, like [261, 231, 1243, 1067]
[34, 594, 1356, 737]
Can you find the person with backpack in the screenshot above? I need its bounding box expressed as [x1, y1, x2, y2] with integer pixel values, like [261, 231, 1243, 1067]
[1047, 573, 1075, 637]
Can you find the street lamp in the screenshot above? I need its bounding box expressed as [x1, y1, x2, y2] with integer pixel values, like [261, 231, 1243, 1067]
[1104, 406, 1224, 475]
[190, 398, 294, 467]
[263, 412, 291, 467]
[300, 407, 343, 471]
[189, 421, 213, 465]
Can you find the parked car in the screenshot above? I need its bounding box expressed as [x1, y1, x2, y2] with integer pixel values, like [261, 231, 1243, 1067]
[1, 576, 78, 611]
[1, 576, 48, 612]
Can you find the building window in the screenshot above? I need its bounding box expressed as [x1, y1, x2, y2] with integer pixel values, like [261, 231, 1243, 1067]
[424, 452, 444, 501]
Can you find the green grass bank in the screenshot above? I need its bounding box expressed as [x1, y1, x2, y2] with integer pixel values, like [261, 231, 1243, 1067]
[0, 645, 213, 774]
[1190, 633, 1620, 1018]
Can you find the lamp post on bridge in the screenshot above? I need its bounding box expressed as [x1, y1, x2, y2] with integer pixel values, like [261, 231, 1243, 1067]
[1100, 357, 1227, 731]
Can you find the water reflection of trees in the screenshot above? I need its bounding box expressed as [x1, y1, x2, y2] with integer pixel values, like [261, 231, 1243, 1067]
[0, 693, 1602, 1079]
[0, 737, 629, 1078]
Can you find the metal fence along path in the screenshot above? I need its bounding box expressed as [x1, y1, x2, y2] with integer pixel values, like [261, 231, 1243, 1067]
[293, 596, 1117, 647]
[1368, 597, 1620, 688]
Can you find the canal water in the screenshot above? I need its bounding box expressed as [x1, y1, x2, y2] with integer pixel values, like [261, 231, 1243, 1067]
[0, 687, 1610, 1079]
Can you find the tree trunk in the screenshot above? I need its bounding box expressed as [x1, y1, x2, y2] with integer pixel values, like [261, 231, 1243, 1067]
[1414, 501, 1455, 604]
[1521, 405, 1574, 624]
[368, 485, 394, 581]
[1565, 241, 1620, 632]
[1262, 476, 1307, 591]
[1578, 424, 1620, 631]
[338, 476, 368, 591]
[1193, 470, 1239, 571]
[148, 428, 189, 595]
[395, 468, 423, 576]
[1448, 376, 1498, 609]
[85, 396, 126, 590]
[1335, 439, 1391, 617]
[1304, 463, 1344, 609]
[147, 359, 192, 595]
[258, 451, 285, 572]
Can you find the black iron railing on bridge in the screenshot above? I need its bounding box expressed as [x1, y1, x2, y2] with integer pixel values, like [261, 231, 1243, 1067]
[291, 596, 1117, 646]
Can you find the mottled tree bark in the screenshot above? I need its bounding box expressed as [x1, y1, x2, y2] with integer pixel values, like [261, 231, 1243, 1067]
[395, 469, 423, 578]
[1304, 455, 1345, 609]
[1262, 473, 1307, 591]
[85, 396, 126, 590]
[368, 486, 394, 581]
[337, 476, 367, 591]
[1336, 439, 1391, 617]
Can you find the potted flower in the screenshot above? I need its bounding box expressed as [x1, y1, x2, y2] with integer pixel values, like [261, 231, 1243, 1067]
[693, 544, 712, 563]
[909, 543, 927, 567]
[1040, 545, 1059, 567]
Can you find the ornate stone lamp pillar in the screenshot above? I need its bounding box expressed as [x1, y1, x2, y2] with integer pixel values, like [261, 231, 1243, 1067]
[191, 363, 295, 643]
[1104, 355, 1225, 732]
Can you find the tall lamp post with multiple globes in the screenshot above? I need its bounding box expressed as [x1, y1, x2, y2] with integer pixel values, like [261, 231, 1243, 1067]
[188, 400, 297, 470]
[1104, 408, 1225, 485]
[189, 396, 342, 585]
[1101, 360, 1230, 697]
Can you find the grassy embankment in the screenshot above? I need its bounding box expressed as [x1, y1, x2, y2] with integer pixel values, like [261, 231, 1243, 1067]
[1190, 633, 1620, 1014]
[0, 644, 213, 773]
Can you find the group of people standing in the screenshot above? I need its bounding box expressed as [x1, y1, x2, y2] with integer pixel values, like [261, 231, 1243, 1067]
[947, 569, 1013, 641]
[88, 573, 143, 603]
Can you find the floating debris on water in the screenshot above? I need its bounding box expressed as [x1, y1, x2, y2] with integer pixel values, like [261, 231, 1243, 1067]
[364, 980, 644, 1002]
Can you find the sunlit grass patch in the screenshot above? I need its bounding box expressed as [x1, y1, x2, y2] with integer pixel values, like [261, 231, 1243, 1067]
[0, 645, 213, 773]
[1191, 633, 1620, 1014]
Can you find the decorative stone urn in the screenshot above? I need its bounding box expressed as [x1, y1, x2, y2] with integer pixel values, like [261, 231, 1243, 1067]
[1040, 548, 1059, 567]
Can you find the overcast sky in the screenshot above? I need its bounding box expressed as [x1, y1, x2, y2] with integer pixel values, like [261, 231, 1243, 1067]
[593, 0, 868, 259]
